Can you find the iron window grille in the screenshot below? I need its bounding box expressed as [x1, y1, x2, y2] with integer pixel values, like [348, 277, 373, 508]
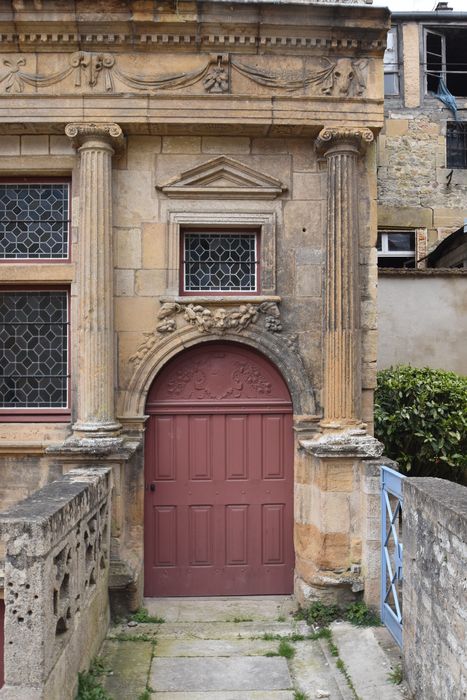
[0, 181, 70, 260]
[377, 230, 416, 268]
[446, 122, 467, 169]
[0, 290, 69, 410]
[182, 230, 259, 294]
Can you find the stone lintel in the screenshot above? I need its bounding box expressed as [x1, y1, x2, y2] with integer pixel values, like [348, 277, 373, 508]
[300, 429, 384, 459]
[65, 122, 125, 153]
[315, 126, 374, 157]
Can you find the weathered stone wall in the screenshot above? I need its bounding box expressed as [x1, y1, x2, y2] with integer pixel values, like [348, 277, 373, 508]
[377, 19, 467, 254]
[403, 477, 467, 700]
[0, 467, 111, 700]
[378, 269, 467, 376]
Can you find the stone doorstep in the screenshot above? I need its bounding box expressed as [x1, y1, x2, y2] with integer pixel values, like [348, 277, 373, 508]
[143, 595, 297, 623]
[150, 693, 295, 699]
[116, 620, 310, 640]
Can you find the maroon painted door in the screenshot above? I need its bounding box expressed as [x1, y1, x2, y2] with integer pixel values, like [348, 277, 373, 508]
[144, 342, 294, 597]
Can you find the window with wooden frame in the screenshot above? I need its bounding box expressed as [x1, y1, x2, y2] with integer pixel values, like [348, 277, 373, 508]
[425, 27, 467, 97]
[0, 179, 71, 261]
[0, 288, 70, 418]
[180, 229, 260, 295]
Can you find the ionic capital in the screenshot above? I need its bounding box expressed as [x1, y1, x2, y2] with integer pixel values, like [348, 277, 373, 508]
[65, 122, 125, 153]
[315, 127, 374, 157]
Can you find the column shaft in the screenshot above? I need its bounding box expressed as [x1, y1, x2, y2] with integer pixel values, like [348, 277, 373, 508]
[65, 123, 124, 436]
[316, 128, 374, 427]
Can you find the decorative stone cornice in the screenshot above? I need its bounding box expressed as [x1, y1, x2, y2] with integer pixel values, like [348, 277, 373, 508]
[65, 122, 125, 152]
[315, 127, 374, 156]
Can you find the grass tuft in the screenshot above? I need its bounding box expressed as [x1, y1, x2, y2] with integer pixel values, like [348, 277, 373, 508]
[388, 665, 403, 685]
[278, 639, 295, 659]
[130, 608, 164, 624]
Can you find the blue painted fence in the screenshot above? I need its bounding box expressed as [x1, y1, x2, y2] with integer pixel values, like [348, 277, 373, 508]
[381, 465, 405, 647]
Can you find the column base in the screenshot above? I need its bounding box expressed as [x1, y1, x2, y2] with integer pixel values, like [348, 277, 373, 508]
[72, 420, 122, 439]
[294, 568, 364, 607]
[300, 428, 383, 459]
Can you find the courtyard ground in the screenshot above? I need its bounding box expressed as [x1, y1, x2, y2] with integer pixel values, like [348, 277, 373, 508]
[99, 597, 407, 700]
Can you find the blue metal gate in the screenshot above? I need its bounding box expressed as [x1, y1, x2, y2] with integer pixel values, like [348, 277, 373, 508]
[381, 465, 405, 647]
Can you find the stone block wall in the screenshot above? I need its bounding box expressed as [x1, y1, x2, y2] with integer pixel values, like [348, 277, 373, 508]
[403, 477, 467, 700]
[0, 467, 112, 700]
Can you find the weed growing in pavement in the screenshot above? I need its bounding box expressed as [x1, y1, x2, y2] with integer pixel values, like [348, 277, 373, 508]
[137, 691, 151, 700]
[278, 639, 295, 659]
[76, 657, 112, 700]
[388, 665, 403, 685]
[345, 602, 380, 627]
[293, 691, 308, 700]
[130, 608, 165, 624]
[232, 616, 253, 623]
[111, 632, 157, 642]
[296, 600, 380, 629]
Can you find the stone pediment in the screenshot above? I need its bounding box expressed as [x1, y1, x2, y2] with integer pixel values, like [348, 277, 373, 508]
[158, 156, 287, 199]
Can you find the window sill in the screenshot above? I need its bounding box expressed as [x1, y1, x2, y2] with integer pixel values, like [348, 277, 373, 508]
[161, 295, 281, 306]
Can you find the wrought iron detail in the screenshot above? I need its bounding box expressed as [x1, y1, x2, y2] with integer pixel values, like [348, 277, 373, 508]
[381, 465, 405, 647]
[0, 291, 68, 408]
[0, 183, 69, 259]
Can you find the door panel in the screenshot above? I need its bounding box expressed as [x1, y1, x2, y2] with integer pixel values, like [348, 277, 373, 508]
[144, 343, 294, 597]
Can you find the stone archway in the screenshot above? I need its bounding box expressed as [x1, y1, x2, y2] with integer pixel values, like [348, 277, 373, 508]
[120, 324, 316, 421]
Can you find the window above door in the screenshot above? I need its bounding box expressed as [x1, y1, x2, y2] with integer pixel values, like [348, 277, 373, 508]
[181, 229, 260, 295]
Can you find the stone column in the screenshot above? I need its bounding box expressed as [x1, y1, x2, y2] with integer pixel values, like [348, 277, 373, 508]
[65, 123, 125, 438]
[316, 127, 374, 428]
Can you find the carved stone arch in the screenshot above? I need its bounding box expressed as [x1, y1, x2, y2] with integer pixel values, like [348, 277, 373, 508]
[120, 324, 316, 419]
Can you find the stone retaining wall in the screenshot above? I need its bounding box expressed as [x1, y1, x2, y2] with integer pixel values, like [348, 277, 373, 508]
[0, 467, 112, 700]
[403, 478, 467, 700]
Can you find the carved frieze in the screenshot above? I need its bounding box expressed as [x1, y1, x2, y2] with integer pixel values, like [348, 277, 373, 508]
[0, 52, 368, 97]
[231, 57, 367, 96]
[129, 300, 283, 367]
[0, 52, 229, 94]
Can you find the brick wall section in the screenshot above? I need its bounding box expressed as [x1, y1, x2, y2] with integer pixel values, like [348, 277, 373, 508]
[403, 478, 467, 700]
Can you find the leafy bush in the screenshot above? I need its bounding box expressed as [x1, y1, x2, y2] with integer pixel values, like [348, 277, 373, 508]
[375, 366, 467, 483]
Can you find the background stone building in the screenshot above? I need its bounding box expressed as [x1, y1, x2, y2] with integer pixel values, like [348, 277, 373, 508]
[377, 6, 467, 375]
[0, 0, 389, 635]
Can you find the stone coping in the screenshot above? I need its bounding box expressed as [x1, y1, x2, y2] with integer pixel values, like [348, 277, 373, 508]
[404, 477, 467, 536]
[378, 268, 467, 276]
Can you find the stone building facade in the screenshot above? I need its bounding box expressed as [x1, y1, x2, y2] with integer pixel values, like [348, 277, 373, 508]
[0, 0, 389, 615]
[378, 9, 467, 267]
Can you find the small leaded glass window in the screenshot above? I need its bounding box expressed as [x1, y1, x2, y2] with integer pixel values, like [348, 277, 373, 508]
[182, 231, 258, 293]
[0, 182, 70, 259]
[0, 290, 69, 409]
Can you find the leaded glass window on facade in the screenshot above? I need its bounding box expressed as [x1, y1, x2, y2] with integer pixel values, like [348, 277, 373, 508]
[0, 183, 69, 259]
[183, 231, 258, 293]
[0, 291, 68, 409]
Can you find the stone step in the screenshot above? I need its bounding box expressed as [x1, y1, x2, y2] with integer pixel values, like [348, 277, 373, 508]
[108, 619, 309, 641]
[149, 656, 293, 693]
[144, 595, 297, 623]
[155, 637, 281, 657]
[150, 692, 295, 699]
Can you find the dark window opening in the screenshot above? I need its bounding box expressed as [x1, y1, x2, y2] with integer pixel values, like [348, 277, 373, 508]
[447, 121, 467, 168]
[426, 27, 467, 97]
[377, 231, 416, 268]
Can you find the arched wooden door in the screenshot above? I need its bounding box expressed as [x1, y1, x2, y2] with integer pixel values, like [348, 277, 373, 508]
[144, 342, 294, 597]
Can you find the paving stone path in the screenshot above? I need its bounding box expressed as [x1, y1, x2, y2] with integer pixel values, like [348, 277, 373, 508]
[101, 596, 406, 700]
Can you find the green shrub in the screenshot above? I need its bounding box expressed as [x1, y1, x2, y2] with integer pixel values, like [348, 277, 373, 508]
[375, 366, 467, 483]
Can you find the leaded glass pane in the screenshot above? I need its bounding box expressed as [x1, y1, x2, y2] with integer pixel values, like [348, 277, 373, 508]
[0, 291, 68, 408]
[0, 183, 69, 259]
[184, 232, 257, 292]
